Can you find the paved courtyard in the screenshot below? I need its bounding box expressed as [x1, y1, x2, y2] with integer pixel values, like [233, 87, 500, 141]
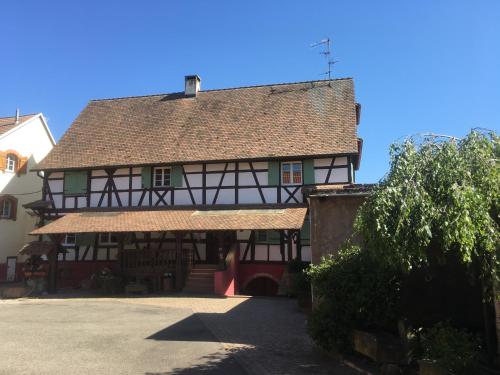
[0, 295, 367, 374]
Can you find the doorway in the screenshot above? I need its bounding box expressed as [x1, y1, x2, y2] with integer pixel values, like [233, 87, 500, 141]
[204, 231, 237, 264]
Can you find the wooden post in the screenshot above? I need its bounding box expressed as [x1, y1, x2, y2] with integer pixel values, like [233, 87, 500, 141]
[117, 233, 125, 274]
[47, 234, 63, 294]
[287, 230, 293, 261]
[175, 232, 183, 290]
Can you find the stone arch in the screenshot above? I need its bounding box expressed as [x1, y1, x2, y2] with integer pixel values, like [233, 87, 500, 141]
[241, 273, 280, 296]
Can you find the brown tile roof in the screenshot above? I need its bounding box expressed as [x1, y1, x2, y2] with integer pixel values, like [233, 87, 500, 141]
[35, 78, 359, 171]
[19, 241, 57, 255]
[0, 114, 37, 136]
[30, 207, 308, 234]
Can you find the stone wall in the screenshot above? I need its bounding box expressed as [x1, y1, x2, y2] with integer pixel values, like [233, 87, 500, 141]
[309, 194, 366, 264]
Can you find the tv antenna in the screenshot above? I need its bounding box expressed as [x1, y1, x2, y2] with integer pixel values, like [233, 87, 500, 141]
[310, 37, 338, 81]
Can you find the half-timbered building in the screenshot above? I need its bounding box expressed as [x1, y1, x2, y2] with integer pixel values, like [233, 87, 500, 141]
[29, 76, 362, 295]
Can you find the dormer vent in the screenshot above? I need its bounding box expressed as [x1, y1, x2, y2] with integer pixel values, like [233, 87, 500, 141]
[184, 75, 201, 97]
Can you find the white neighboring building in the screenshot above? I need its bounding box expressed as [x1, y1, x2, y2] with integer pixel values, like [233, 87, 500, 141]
[0, 112, 55, 282]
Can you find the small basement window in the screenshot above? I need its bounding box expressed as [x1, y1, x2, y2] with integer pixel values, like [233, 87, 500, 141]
[99, 232, 118, 245]
[281, 162, 302, 185]
[154, 167, 171, 187]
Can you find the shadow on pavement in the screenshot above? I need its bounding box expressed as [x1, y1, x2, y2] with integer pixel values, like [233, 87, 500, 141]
[145, 347, 252, 375]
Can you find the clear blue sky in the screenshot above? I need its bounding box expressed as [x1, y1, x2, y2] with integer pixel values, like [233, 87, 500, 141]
[1, 1, 498, 183]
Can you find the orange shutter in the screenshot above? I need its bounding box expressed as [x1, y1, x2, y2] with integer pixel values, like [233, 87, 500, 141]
[0, 152, 6, 172]
[17, 156, 28, 174]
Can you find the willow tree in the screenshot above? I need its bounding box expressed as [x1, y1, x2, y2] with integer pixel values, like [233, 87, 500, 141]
[355, 130, 499, 357]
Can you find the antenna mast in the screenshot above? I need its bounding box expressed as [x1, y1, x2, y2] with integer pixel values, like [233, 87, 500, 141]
[310, 37, 337, 81]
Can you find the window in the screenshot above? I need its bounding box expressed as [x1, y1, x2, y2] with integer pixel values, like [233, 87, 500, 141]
[1, 200, 11, 218]
[99, 232, 118, 245]
[154, 167, 171, 187]
[257, 230, 267, 243]
[6, 154, 17, 172]
[281, 162, 302, 185]
[64, 171, 88, 196]
[63, 234, 76, 246]
[256, 230, 280, 244]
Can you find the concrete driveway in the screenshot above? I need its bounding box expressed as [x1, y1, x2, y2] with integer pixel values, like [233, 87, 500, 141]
[0, 295, 365, 375]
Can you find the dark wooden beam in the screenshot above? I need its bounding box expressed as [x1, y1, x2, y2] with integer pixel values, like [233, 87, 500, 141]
[47, 234, 64, 294]
[175, 232, 184, 290]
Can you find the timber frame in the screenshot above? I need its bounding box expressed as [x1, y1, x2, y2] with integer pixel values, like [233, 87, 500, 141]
[41, 155, 355, 218]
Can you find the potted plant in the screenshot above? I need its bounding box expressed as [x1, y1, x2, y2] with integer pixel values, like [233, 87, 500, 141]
[418, 322, 480, 375]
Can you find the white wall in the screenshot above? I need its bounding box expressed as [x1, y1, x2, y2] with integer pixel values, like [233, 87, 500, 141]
[0, 115, 54, 266]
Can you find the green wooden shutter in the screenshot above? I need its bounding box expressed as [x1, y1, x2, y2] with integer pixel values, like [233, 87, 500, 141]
[268, 161, 280, 186]
[141, 167, 152, 188]
[170, 166, 183, 187]
[64, 171, 88, 195]
[268, 230, 281, 244]
[303, 159, 315, 185]
[301, 220, 311, 245]
[75, 233, 96, 247]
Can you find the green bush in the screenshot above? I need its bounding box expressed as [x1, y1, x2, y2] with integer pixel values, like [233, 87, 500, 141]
[306, 245, 401, 352]
[420, 322, 480, 375]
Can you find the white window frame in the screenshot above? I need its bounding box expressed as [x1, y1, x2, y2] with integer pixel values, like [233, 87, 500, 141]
[1, 200, 11, 218]
[281, 161, 302, 186]
[6, 154, 16, 172]
[154, 167, 171, 187]
[63, 234, 76, 246]
[99, 232, 117, 245]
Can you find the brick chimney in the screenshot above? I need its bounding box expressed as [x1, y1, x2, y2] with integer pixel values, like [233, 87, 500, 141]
[184, 75, 201, 97]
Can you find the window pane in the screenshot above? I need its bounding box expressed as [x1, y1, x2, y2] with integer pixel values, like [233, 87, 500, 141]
[163, 169, 171, 186]
[154, 170, 163, 186]
[4, 201, 10, 216]
[282, 163, 291, 184]
[257, 230, 267, 242]
[292, 163, 302, 184]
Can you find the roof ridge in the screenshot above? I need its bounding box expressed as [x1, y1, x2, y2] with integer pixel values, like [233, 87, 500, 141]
[90, 77, 353, 102]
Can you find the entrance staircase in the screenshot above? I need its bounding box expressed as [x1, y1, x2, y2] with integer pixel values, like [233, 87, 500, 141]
[183, 264, 218, 294]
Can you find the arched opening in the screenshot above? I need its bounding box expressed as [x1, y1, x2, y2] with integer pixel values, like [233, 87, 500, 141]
[243, 275, 279, 296]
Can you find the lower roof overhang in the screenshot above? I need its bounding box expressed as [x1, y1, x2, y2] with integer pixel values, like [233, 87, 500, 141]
[30, 207, 308, 235]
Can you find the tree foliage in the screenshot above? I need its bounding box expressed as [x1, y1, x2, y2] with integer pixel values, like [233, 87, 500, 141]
[355, 131, 499, 284]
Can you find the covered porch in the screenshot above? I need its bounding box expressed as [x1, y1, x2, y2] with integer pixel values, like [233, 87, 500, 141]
[29, 207, 308, 295]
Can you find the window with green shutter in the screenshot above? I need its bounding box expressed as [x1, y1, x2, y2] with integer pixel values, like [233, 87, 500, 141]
[303, 159, 315, 185]
[75, 233, 96, 247]
[142, 167, 152, 189]
[268, 161, 280, 186]
[170, 166, 184, 187]
[256, 230, 281, 244]
[64, 171, 88, 196]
